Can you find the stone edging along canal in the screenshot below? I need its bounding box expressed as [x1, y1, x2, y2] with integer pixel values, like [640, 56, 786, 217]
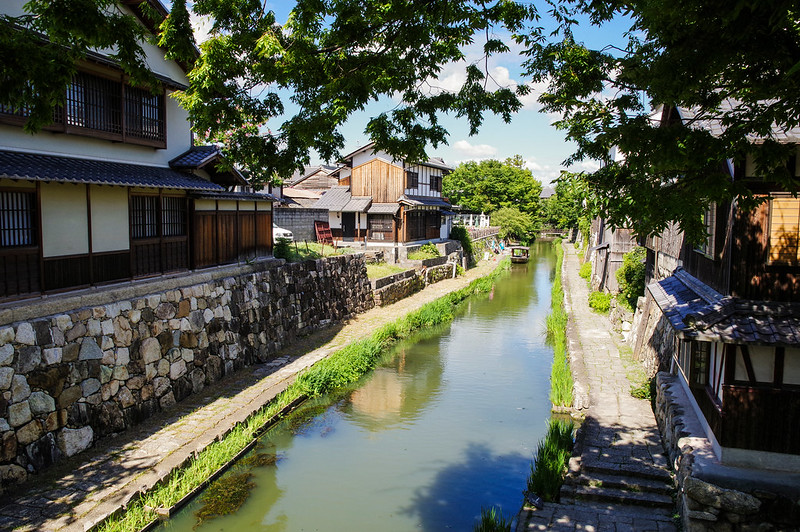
[92, 258, 510, 532]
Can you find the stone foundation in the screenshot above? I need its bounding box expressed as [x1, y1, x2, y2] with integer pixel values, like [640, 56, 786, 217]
[371, 262, 458, 307]
[0, 255, 374, 492]
[655, 373, 800, 531]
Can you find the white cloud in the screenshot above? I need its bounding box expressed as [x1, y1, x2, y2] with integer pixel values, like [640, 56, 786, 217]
[453, 140, 498, 158]
[190, 12, 214, 44]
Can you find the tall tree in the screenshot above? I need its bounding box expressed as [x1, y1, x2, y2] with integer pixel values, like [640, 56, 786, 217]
[543, 171, 589, 230]
[523, 0, 800, 242]
[443, 158, 543, 216]
[1, 0, 535, 185]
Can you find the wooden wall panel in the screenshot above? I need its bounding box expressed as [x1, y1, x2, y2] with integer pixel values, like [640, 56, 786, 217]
[351, 159, 404, 202]
[0, 248, 40, 298]
[193, 213, 217, 269]
[217, 213, 237, 265]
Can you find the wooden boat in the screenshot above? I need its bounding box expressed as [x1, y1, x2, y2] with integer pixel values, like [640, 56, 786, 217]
[510, 246, 529, 263]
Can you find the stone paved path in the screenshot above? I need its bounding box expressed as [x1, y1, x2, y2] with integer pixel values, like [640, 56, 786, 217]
[0, 258, 502, 532]
[517, 245, 677, 532]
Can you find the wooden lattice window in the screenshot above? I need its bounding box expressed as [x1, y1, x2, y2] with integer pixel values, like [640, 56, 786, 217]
[769, 197, 800, 264]
[0, 191, 37, 248]
[430, 174, 442, 193]
[131, 195, 159, 239]
[161, 196, 187, 237]
[125, 85, 164, 142]
[696, 203, 716, 257]
[406, 171, 419, 188]
[66, 72, 122, 134]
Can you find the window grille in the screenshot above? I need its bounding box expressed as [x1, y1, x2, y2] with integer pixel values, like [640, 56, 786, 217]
[369, 214, 393, 232]
[125, 85, 164, 141]
[406, 171, 419, 188]
[0, 191, 36, 247]
[161, 196, 187, 237]
[1, 71, 164, 144]
[131, 195, 159, 239]
[430, 174, 442, 192]
[696, 203, 715, 257]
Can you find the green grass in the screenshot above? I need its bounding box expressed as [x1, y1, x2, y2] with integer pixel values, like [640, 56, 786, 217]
[578, 261, 591, 281]
[407, 243, 440, 260]
[277, 241, 356, 262]
[474, 506, 512, 532]
[547, 239, 573, 408]
[96, 258, 511, 532]
[366, 262, 407, 280]
[526, 418, 575, 502]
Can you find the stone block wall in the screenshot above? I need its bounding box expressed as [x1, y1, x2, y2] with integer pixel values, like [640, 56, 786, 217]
[371, 263, 457, 307]
[654, 373, 800, 531]
[630, 289, 675, 377]
[0, 255, 373, 492]
[273, 208, 328, 242]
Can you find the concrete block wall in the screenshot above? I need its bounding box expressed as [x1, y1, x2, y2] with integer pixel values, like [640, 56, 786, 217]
[0, 255, 374, 492]
[273, 208, 329, 242]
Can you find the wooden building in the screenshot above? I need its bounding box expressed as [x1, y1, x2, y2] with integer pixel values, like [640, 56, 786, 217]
[0, 0, 274, 303]
[636, 104, 800, 469]
[315, 143, 454, 244]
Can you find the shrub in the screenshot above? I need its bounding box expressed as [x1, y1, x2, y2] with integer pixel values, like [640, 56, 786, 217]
[588, 291, 611, 313]
[615, 246, 646, 310]
[273, 237, 291, 259]
[450, 225, 473, 258]
[407, 243, 440, 260]
[578, 261, 591, 280]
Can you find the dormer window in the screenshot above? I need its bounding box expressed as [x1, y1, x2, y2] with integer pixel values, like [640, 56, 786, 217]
[1, 70, 166, 148]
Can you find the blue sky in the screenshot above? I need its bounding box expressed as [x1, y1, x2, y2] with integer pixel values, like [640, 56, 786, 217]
[191, 2, 634, 184]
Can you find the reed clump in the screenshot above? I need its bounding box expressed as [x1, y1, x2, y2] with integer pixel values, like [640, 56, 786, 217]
[473, 506, 512, 532]
[97, 259, 510, 532]
[526, 418, 575, 502]
[546, 239, 573, 407]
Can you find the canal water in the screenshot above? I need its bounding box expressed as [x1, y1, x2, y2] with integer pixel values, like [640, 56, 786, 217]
[160, 242, 556, 532]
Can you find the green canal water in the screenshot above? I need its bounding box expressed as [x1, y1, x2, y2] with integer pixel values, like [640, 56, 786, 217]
[159, 242, 556, 532]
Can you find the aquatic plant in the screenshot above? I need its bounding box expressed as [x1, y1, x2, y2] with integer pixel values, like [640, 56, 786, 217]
[473, 506, 512, 532]
[526, 418, 575, 502]
[195, 472, 255, 525]
[95, 258, 512, 532]
[547, 240, 573, 407]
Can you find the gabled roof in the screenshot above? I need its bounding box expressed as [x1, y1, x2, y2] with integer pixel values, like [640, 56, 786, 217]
[339, 142, 452, 171]
[286, 164, 339, 186]
[0, 150, 224, 191]
[367, 203, 401, 215]
[649, 268, 800, 346]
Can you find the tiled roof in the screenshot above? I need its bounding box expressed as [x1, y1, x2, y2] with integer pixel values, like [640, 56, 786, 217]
[398, 195, 452, 208]
[169, 145, 220, 169]
[0, 150, 223, 192]
[283, 188, 321, 200]
[190, 191, 277, 202]
[677, 101, 800, 144]
[313, 186, 352, 210]
[367, 203, 400, 215]
[649, 269, 800, 346]
[342, 196, 372, 213]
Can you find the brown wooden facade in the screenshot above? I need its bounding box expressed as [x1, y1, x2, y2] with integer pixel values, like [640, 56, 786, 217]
[0, 187, 272, 301]
[350, 159, 405, 203]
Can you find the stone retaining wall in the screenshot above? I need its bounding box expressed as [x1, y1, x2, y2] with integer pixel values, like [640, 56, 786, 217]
[0, 255, 374, 492]
[371, 263, 458, 307]
[655, 373, 800, 531]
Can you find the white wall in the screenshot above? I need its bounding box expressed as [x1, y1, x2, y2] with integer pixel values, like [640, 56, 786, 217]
[352, 148, 397, 169]
[328, 211, 342, 229]
[91, 186, 129, 253]
[41, 183, 89, 257]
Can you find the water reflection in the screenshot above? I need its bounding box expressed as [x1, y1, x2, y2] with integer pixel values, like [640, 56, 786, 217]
[160, 242, 556, 532]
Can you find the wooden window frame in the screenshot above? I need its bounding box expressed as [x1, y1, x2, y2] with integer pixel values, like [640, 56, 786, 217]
[406, 170, 419, 189]
[430, 174, 442, 193]
[695, 202, 716, 258]
[0, 70, 166, 149]
[767, 196, 800, 265]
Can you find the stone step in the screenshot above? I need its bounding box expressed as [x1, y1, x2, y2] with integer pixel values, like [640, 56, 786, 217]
[560, 483, 675, 509]
[565, 470, 674, 495]
[581, 457, 674, 483]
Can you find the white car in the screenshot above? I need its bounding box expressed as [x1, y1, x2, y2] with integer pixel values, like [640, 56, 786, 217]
[273, 224, 294, 242]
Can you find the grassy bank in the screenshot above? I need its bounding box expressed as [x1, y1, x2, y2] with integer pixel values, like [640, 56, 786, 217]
[526, 418, 575, 502]
[97, 259, 510, 532]
[546, 239, 573, 408]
